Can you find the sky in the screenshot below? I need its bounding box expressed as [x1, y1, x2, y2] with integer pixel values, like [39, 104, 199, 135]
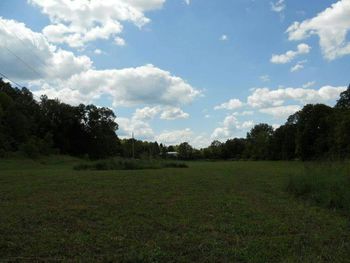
[0, 0, 349, 148]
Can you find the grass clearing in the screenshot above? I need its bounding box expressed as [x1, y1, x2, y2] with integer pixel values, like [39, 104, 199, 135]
[0, 157, 350, 262]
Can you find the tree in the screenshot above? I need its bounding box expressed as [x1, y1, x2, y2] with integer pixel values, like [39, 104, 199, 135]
[223, 138, 246, 159]
[178, 142, 193, 160]
[270, 124, 297, 160]
[335, 84, 350, 110]
[295, 104, 335, 160]
[246, 124, 274, 160]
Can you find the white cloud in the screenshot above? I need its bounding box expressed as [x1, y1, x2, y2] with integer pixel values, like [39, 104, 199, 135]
[271, 43, 311, 64]
[156, 128, 193, 145]
[184, 0, 191, 5]
[29, 0, 166, 48]
[220, 34, 228, 41]
[0, 17, 92, 81]
[232, 111, 254, 116]
[270, 0, 286, 13]
[133, 106, 161, 120]
[247, 85, 347, 108]
[290, 60, 307, 72]
[117, 117, 155, 140]
[115, 37, 126, 46]
[94, 49, 103, 55]
[260, 75, 270, 82]
[0, 17, 200, 113]
[287, 0, 350, 60]
[35, 64, 201, 107]
[214, 99, 243, 110]
[133, 106, 189, 121]
[290, 64, 303, 72]
[302, 81, 316, 89]
[259, 105, 302, 118]
[211, 115, 254, 141]
[160, 107, 189, 120]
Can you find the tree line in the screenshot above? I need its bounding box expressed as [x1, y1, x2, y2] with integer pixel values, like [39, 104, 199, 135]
[0, 79, 120, 159]
[175, 84, 350, 161]
[1, 78, 349, 161]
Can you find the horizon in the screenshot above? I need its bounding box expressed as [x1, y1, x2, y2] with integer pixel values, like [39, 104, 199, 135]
[0, 0, 349, 148]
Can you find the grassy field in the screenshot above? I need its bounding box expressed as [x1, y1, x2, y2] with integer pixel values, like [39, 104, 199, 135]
[1, 157, 350, 262]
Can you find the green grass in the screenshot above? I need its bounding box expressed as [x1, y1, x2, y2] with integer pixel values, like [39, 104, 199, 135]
[287, 163, 350, 212]
[73, 158, 188, 171]
[0, 157, 350, 262]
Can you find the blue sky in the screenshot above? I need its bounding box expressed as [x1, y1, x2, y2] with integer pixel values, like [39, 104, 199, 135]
[0, 0, 349, 147]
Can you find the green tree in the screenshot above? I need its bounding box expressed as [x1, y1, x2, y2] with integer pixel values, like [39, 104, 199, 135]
[246, 124, 274, 160]
[335, 84, 350, 110]
[295, 104, 335, 160]
[178, 142, 193, 160]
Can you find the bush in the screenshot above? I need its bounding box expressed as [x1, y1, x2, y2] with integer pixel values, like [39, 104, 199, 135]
[287, 164, 350, 212]
[20, 138, 40, 158]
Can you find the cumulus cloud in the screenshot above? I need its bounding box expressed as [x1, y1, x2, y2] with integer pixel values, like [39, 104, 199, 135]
[271, 43, 311, 64]
[270, 0, 286, 13]
[211, 115, 254, 141]
[214, 99, 243, 110]
[133, 106, 161, 120]
[29, 0, 165, 48]
[133, 106, 189, 121]
[286, 0, 350, 60]
[0, 18, 199, 107]
[114, 37, 126, 46]
[156, 128, 193, 145]
[290, 60, 307, 72]
[34, 64, 200, 107]
[259, 105, 302, 119]
[303, 81, 316, 89]
[0, 17, 92, 81]
[117, 117, 155, 140]
[160, 107, 189, 120]
[247, 85, 347, 108]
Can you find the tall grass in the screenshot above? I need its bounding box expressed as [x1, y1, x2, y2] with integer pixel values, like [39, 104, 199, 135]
[287, 163, 350, 212]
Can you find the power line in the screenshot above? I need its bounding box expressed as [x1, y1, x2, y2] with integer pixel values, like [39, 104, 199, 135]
[0, 20, 48, 68]
[0, 19, 46, 69]
[0, 71, 24, 88]
[2, 45, 45, 79]
[0, 70, 42, 100]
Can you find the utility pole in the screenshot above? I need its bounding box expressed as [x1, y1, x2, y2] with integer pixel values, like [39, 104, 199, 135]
[132, 132, 135, 159]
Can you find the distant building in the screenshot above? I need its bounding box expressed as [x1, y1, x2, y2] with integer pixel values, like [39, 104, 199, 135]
[166, 152, 178, 158]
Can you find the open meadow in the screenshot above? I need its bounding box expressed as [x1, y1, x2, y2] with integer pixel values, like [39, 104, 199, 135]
[1, 157, 350, 262]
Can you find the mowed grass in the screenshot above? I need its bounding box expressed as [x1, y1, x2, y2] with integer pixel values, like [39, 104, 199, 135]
[0, 157, 350, 262]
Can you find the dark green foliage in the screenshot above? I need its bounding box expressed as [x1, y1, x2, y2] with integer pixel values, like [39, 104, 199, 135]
[335, 84, 350, 109]
[270, 124, 297, 160]
[294, 104, 335, 160]
[178, 142, 193, 160]
[2, 78, 350, 161]
[0, 79, 120, 159]
[245, 124, 274, 160]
